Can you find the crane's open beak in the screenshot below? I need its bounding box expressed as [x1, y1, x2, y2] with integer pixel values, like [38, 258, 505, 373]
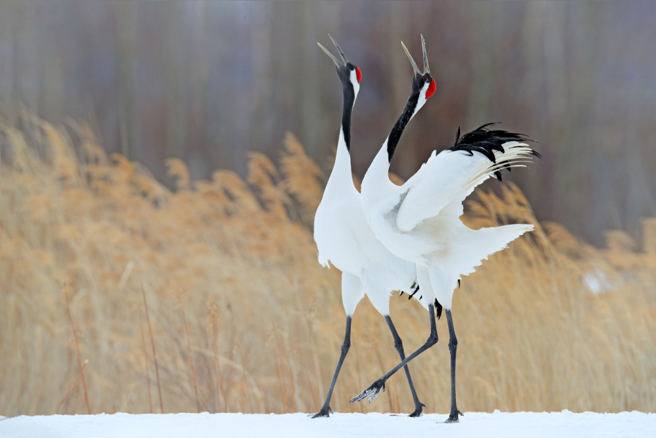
[421, 34, 430, 75]
[402, 34, 430, 75]
[329, 35, 350, 65]
[401, 41, 421, 75]
[318, 42, 341, 66]
[317, 34, 349, 67]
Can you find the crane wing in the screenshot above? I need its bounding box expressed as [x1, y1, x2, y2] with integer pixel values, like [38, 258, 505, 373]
[396, 149, 492, 232]
[395, 125, 539, 233]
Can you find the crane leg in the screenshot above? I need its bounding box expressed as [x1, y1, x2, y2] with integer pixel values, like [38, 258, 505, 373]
[350, 304, 438, 404]
[445, 309, 463, 423]
[311, 316, 352, 418]
[385, 315, 427, 417]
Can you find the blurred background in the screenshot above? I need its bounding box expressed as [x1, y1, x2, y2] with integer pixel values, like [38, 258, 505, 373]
[2, 0, 656, 244]
[2, 0, 656, 417]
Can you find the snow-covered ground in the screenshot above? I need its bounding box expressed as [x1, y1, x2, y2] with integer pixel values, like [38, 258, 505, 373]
[1, 411, 654, 438]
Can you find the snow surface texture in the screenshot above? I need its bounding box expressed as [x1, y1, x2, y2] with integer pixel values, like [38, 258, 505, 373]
[0, 411, 654, 438]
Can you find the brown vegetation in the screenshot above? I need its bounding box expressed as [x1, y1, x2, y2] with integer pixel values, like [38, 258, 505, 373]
[1, 112, 655, 417]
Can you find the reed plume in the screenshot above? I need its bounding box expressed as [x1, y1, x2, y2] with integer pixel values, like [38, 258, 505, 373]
[0, 114, 654, 416]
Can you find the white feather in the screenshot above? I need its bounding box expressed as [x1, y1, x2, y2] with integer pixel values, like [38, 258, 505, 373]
[396, 142, 533, 233]
[361, 138, 537, 310]
[314, 100, 420, 318]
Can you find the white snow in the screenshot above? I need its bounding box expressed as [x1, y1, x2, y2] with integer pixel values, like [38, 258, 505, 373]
[0, 411, 654, 438]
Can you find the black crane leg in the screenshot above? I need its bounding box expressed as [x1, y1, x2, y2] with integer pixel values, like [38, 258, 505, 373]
[351, 304, 438, 404]
[311, 316, 352, 418]
[385, 315, 427, 417]
[445, 309, 463, 423]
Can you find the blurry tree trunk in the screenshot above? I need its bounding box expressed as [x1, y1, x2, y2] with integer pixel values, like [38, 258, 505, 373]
[186, 1, 211, 179]
[387, 2, 416, 176]
[163, 2, 187, 165]
[215, 2, 242, 173]
[299, 2, 320, 158]
[467, 2, 494, 125]
[249, 3, 274, 163]
[115, 1, 137, 159]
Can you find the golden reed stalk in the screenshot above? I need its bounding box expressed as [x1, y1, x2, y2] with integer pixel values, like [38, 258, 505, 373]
[0, 113, 654, 416]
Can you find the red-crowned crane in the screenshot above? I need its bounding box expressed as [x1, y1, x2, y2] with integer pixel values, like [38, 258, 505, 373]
[311, 36, 429, 418]
[350, 36, 540, 423]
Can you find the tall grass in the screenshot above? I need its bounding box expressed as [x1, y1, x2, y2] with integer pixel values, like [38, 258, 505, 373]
[0, 112, 655, 417]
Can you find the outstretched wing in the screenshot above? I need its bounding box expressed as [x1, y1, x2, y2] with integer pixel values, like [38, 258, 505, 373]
[395, 125, 539, 233]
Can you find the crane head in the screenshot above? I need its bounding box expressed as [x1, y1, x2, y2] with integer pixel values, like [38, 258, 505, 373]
[401, 34, 436, 102]
[318, 35, 362, 94]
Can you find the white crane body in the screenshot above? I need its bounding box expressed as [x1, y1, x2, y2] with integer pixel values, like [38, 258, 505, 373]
[350, 36, 540, 424]
[311, 37, 427, 418]
[314, 126, 420, 317]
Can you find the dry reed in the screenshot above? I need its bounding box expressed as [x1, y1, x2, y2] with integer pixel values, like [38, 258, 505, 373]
[0, 112, 655, 417]
[138, 311, 153, 413]
[64, 286, 90, 414]
[178, 295, 201, 413]
[142, 286, 163, 413]
[55, 360, 88, 415]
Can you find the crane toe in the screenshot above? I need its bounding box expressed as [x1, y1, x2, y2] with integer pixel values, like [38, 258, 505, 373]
[310, 406, 334, 418]
[444, 409, 464, 423]
[408, 402, 427, 417]
[350, 379, 386, 403]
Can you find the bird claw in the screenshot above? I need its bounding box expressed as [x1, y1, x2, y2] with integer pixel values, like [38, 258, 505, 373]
[445, 410, 463, 423]
[350, 379, 386, 404]
[309, 406, 333, 418]
[408, 402, 428, 417]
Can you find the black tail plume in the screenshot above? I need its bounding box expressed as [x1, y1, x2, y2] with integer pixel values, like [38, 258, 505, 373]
[435, 299, 443, 320]
[450, 123, 539, 181]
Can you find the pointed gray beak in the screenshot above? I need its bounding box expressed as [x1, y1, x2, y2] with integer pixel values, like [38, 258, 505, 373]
[402, 35, 430, 75]
[329, 35, 350, 65]
[401, 41, 422, 75]
[421, 34, 430, 75]
[317, 42, 341, 67]
[318, 35, 350, 67]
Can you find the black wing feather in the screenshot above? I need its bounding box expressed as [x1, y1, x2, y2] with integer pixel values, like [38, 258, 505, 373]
[450, 123, 539, 180]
